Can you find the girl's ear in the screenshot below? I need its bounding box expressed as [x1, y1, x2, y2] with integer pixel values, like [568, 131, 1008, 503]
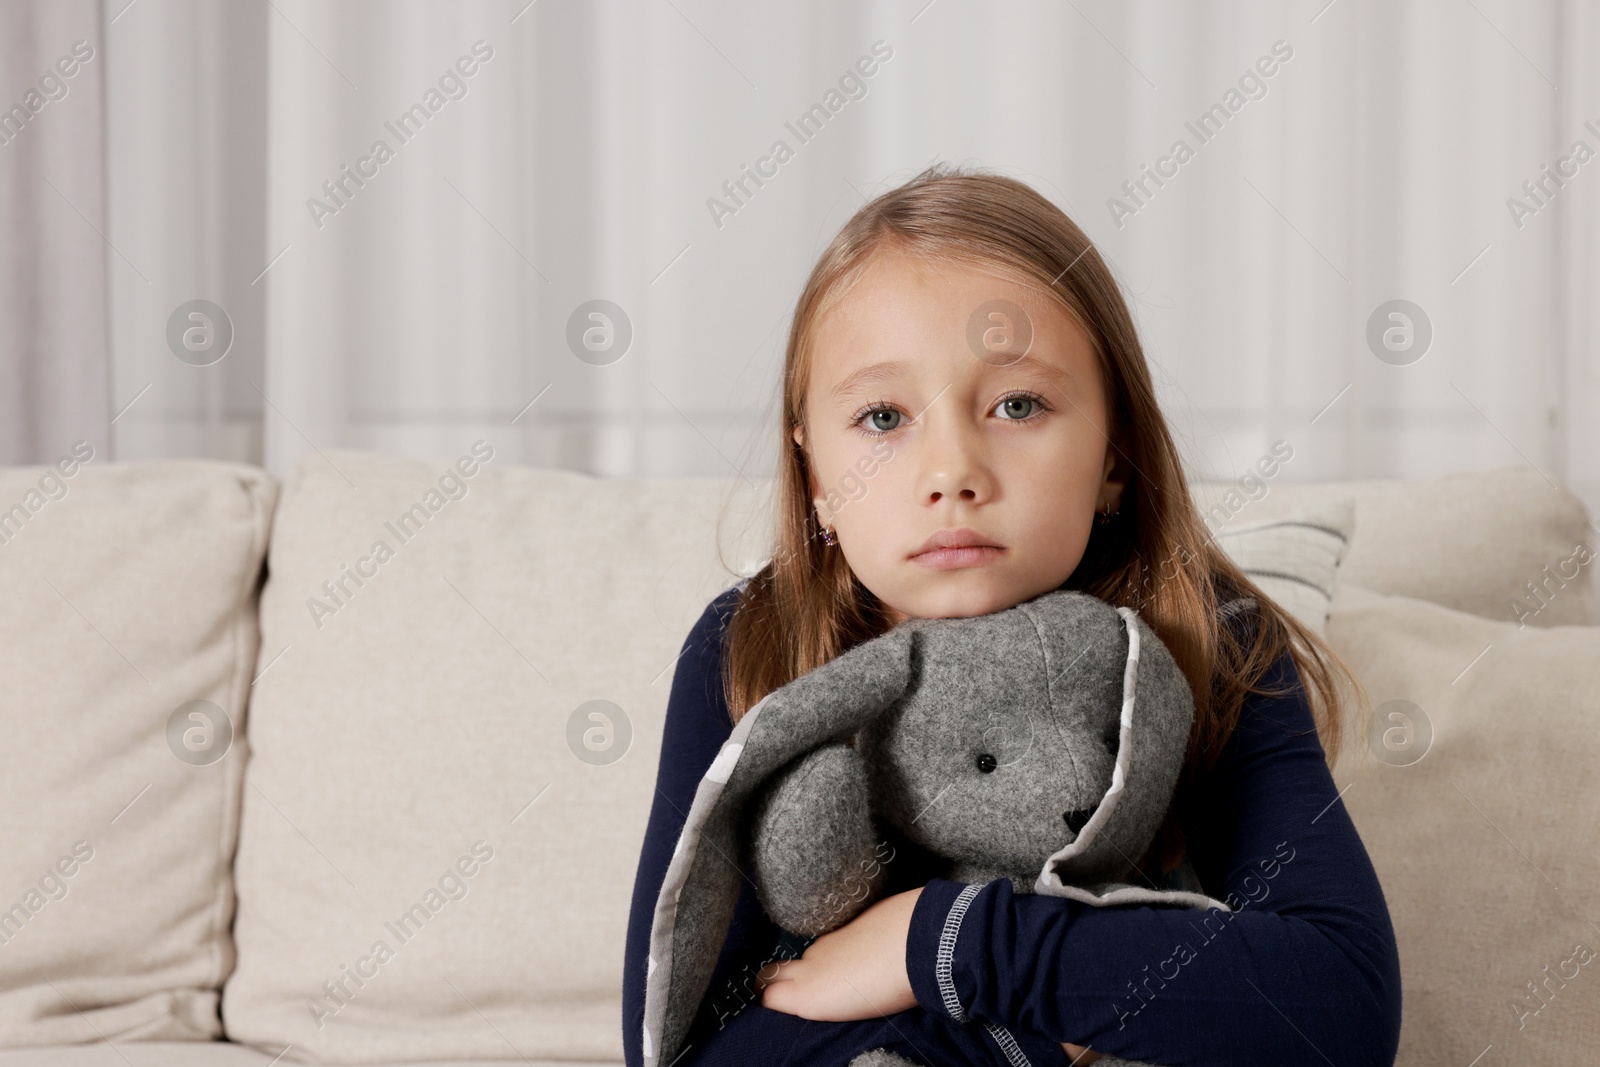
[791, 423, 825, 517]
[1099, 447, 1127, 513]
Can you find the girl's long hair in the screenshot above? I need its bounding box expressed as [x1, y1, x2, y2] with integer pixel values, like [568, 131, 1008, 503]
[719, 162, 1367, 788]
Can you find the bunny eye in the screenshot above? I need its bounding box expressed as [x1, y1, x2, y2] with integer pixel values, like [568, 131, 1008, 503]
[976, 753, 997, 773]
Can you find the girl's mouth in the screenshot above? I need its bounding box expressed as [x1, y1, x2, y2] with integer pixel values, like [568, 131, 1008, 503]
[909, 545, 1005, 570]
[908, 526, 1005, 569]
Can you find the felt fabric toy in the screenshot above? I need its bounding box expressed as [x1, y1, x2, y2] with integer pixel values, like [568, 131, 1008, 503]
[640, 589, 1234, 1067]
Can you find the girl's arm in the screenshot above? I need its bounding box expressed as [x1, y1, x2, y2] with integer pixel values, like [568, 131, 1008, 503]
[903, 648, 1403, 1067]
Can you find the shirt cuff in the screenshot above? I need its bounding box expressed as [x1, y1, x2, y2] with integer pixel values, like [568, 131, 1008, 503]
[906, 877, 990, 1024]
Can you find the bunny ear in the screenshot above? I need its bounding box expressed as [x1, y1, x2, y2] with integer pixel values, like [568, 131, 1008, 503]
[743, 622, 919, 755]
[641, 622, 917, 1067]
[1030, 606, 1223, 912]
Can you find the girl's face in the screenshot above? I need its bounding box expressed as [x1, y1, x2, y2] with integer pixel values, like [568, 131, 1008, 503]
[793, 248, 1123, 626]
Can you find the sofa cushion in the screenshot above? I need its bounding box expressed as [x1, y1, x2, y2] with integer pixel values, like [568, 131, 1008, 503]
[1325, 583, 1600, 1064]
[0, 456, 276, 1044]
[0, 1042, 621, 1066]
[1209, 496, 1353, 636]
[222, 449, 766, 1063]
[1192, 465, 1596, 626]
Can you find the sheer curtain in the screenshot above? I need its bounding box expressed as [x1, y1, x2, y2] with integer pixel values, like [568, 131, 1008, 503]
[0, 0, 109, 466]
[102, 0, 267, 463]
[86, 0, 1600, 516]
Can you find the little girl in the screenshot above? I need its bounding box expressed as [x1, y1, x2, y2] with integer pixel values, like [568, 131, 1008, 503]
[623, 164, 1402, 1067]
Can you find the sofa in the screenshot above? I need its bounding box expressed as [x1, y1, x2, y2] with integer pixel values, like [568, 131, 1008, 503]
[0, 447, 1595, 1067]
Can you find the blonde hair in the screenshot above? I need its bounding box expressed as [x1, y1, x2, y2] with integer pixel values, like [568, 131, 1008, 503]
[721, 162, 1367, 793]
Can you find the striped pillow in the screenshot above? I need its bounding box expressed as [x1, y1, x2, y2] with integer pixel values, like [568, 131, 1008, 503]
[1208, 498, 1355, 637]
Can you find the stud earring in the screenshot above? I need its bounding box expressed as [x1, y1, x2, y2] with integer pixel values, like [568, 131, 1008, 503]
[820, 523, 837, 546]
[1094, 504, 1119, 526]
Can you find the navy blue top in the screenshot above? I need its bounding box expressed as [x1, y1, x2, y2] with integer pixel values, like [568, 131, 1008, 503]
[622, 583, 1402, 1067]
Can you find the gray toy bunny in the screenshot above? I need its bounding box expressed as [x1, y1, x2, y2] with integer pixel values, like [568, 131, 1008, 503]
[638, 588, 1231, 1067]
[747, 589, 1215, 1067]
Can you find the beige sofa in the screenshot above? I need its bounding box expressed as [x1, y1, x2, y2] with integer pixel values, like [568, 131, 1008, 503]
[0, 450, 1595, 1067]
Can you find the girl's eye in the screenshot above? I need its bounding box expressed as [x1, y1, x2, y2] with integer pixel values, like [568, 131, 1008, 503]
[993, 391, 1050, 421]
[850, 400, 904, 436]
[861, 405, 902, 434]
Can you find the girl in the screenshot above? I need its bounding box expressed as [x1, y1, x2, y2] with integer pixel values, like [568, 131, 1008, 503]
[623, 164, 1401, 1067]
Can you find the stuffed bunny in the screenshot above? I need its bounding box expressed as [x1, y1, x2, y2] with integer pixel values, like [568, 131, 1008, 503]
[639, 589, 1230, 1067]
[746, 589, 1208, 1067]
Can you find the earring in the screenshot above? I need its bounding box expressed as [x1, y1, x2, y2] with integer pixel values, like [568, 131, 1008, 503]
[820, 523, 837, 546]
[1094, 504, 1118, 526]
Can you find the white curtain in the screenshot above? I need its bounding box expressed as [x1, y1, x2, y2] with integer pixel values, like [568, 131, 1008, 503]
[102, 0, 267, 463]
[93, 0, 1600, 517]
[0, 0, 109, 465]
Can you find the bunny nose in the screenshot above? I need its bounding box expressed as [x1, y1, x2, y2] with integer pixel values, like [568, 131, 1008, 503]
[1063, 808, 1094, 835]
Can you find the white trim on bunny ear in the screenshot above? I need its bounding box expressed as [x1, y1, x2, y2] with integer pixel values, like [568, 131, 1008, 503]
[640, 688, 772, 1066]
[1032, 607, 1138, 875]
[1031, 606, 1232, 911]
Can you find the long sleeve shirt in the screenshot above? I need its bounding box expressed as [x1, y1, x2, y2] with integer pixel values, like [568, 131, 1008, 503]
[621, 582, 1402, 1067]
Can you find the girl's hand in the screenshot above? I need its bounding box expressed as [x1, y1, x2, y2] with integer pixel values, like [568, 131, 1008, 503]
[756, 886, 922, 1021]
[754, 885, 1102, 1063]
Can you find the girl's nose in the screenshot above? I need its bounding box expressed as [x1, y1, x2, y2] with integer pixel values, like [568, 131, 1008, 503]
[915, 411, 993, 506]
